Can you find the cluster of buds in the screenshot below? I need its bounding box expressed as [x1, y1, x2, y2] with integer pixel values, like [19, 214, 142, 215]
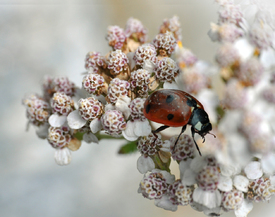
[22, 1, 275, 216]
[22, 15, 180, 166]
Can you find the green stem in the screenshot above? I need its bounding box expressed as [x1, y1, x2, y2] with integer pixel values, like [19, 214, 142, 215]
[152, 154, 171, 173]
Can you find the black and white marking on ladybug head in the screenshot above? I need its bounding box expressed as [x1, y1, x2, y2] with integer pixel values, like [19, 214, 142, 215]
[189, 108, 212, 137]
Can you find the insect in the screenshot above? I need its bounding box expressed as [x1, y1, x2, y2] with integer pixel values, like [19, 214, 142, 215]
[143, 89, 214, 155]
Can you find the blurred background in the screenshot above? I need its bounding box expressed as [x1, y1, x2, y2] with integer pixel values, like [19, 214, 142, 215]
[1, 0, 275, 216]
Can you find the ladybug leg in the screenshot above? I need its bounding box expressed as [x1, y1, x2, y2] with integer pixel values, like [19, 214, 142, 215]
[151, 125, 170, 148]
[172, 125, 187, 152]
[191, 127, 202, 156]
[152, 125, 170, 134]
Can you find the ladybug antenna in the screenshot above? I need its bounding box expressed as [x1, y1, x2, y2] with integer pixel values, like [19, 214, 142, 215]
[208, 132, 216, 138]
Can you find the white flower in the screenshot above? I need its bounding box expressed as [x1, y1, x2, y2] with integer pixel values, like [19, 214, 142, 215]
[218, 110, 242, 135]
[154, 195, 178, 211]
[219, 163, 241, 177]
[143, 59, 156, 73]
[115, 96, 131, 119]
[54, 147, 71, 166]
[126, 52, 136, 70]
[261, 153, 275, 175]
[122, 119, 151, 141]
[163, 81, 179, 89]
[35, 123, 49, 139]
[260, 47, 275, 69]
[160, 140, 171, 152]
[153, 169, 175, 184]
[49, 113, 67, 127]
[190, 201, 206, 212]
[83, 132, 99, 144]
[215, 0, 234, 5]
[234, 199, 253, 217]
[208, 23, 220, 42]
[197, 89, 219, 124]
[181, 168, 197, 185]
[190, 156, 208, 173]
[137, 155, 155, 174]
[67, 110, 86, 129]
[244, 161, 263, 179]
[179, 159, 192, 178]
[192, 188, 222, 209]
[122, 121, 139, 141]
[233, 175, 249, 192]
[233, 38, 254, 61]
[270, 175, 275, 186]
[89, 118, 102, 134]
[218, 175, 233, 192]
[179, 157, 196, 185]
[225, 133, 252, 167]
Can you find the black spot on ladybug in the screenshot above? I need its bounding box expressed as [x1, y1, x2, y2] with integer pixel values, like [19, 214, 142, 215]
[145, 104, 151, 114]
[186, 97, 197, 107]
[166, 95, 174, 104]
[167, 114, 174, 120]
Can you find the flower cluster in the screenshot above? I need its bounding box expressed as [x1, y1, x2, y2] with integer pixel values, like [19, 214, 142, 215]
[22, 16, 178, 166]
[22, 2, 275, 217]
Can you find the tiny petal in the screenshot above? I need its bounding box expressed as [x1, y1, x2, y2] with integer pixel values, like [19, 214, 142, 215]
[208, 23, 219, 42]
[270, 175, 275, 186]
[89, 118, 102, 134]
[190, 201, 205, 212]
[154, 195, 178, 211]
[35, 123, 49, 139]
[190, 156, 207, 173]
[115, 96, 131, 119]
[49, 114, 67, 127]
[127, 52, 136, 70]
[220, 163, 241, 177]
[244, 161, 263, 180]
[143, 60, 155, 73]
[134, 119, 151, 137]
[218, 175, 233, 192]
[193, 188, 222, 209]
[152, 169, 175, 185]
[83, 132, 98, 144]
[234, 199, 253, 217]
[160, 140, 171, 152]
[54, 147, 71, 166]
[181, 168, 197, 186]
[234, 38, 254, 61]
[261, 153, 275, 175]
[233, 175, 249, 192]
[260, 48, 275, 69]
[226, 133, 252, 167]
[105, 103, 115, 111]
[137, 155, 155, 174]
[122, 121, 139, 141]
[67, 110, 86, 129]
[179, 158, 192, 179]
[163, 81, 179, 89]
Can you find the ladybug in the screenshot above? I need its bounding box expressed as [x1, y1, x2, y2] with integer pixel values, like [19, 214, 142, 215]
[143, 89, 213, 155]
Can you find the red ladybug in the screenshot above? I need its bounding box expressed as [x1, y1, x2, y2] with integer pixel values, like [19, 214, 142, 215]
[143, 89, 213, 155]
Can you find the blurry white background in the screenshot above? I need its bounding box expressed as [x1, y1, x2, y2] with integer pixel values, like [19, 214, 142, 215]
[1, 0, 275, 216]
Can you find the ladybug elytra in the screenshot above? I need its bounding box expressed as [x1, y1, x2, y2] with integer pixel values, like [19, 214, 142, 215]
[143, 89, 213, 156]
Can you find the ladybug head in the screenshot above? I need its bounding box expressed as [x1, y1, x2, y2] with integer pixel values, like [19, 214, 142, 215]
[188, 108, 214, 156]
[189, 108, 212, 138]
